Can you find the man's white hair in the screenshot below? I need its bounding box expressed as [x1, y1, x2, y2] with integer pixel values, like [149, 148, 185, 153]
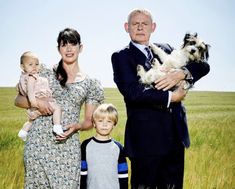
[127, 8, 153, 23]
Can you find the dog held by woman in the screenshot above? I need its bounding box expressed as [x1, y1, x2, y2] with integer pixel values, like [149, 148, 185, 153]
[137, 33, 210, 89]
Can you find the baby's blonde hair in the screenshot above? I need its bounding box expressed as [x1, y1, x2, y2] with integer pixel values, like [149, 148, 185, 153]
[92, 103, 118, 126]
[20, 51, 39, 65]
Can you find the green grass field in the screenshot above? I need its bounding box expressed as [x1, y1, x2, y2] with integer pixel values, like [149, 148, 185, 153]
[0, 87, 234, 189]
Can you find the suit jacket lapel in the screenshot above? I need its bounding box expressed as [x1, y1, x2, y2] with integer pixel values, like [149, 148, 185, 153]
[129, 42, 147, 67]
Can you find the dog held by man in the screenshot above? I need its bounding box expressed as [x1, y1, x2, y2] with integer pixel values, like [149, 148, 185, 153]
[137, 33, 210, 89]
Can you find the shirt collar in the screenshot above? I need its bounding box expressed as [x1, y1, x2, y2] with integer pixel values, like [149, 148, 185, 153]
[131, 41, 149, 57]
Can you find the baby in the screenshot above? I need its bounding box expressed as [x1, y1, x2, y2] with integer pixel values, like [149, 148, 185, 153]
[17, 51, 64, 141]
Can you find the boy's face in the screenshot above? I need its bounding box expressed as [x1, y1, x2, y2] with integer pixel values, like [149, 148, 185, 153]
[21, 57, 40, 74]
[94, 115, 115, 138]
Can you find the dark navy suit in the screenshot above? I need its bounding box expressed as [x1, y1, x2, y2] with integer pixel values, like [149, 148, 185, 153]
[111, 42, 210, 188]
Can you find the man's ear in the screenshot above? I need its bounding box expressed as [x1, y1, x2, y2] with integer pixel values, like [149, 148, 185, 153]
[124, 22, 129, 33]
[151, 22, 157, 33]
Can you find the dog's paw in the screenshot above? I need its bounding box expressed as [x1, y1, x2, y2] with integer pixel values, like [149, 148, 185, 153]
[137, 65, 145, 78]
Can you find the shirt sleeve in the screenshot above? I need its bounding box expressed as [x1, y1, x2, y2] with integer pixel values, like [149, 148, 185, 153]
[114, 141, 128, 189]
[80, 139, 91, 189]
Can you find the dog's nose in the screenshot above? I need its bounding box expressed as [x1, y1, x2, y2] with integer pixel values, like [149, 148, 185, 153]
[190, 49, 196, 54]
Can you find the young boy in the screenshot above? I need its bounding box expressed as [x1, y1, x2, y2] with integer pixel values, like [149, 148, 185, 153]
[80, 103, 128, 189]
[17, 51, 64, 141]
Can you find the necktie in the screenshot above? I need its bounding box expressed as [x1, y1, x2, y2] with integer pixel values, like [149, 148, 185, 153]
[145, 47, 153, 69]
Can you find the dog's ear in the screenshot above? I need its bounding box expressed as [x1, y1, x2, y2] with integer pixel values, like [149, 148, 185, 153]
[201, 43, 210, 61]
[182, 33, 191, 48]
[204, 44, 210, 61]
[184, 33, 191, 40]
[194, 32, 198, 37]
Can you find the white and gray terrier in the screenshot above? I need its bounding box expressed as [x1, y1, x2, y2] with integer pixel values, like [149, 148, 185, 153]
[137, 33, 210, 87]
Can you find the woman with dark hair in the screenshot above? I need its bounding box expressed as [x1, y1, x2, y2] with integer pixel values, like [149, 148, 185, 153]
[15, 28, 104, 188]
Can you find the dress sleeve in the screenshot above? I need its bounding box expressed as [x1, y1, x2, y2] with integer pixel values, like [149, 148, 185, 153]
[85, 78, 104, 105]
[39, 64, 54, 79]
[39, 64, 60, 93]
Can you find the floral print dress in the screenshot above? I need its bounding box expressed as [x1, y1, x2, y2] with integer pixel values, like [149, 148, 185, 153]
[24, 66, 104, 189]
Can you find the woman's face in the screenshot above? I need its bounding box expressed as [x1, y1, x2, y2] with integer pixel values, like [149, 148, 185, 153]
[58, 42, 83, 64]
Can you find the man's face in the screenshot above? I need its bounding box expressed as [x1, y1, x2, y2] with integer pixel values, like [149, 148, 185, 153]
[124, 13, 156, 45]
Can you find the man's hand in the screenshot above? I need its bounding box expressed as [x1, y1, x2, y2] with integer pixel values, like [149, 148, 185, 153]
[171, 81, 187, 102]
[155, 69, 185, 91]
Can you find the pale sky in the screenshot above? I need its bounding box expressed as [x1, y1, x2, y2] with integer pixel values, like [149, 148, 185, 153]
[1, 0, 234, 91]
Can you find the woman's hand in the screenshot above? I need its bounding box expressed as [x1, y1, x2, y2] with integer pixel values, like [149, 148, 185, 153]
[55, 123, 81, 141]
[55, 103, 97, 141]
[37, 98, 54, 115]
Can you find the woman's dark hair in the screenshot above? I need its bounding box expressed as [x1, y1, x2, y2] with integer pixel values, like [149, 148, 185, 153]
[55, 28, 81, 87]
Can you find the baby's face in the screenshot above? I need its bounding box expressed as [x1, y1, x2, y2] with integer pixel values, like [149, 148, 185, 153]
[22, 57, 40, 74]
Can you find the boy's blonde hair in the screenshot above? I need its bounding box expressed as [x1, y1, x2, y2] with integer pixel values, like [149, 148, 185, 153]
[92, 103, 118, 126]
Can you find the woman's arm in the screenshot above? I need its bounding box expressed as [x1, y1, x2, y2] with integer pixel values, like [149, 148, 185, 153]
[15, 94, 30, 109]
[14, 93, 54, 115]
[79, 103, 97, 131]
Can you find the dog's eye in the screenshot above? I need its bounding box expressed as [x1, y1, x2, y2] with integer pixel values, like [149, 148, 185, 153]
[198, 47, 203, 51]
[189, 41, 196, 45]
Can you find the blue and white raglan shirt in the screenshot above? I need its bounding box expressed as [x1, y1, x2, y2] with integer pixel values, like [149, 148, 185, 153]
[80, 137, 128, 189]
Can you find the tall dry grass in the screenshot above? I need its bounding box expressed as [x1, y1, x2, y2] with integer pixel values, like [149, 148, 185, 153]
[0, 88, 234, 189]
